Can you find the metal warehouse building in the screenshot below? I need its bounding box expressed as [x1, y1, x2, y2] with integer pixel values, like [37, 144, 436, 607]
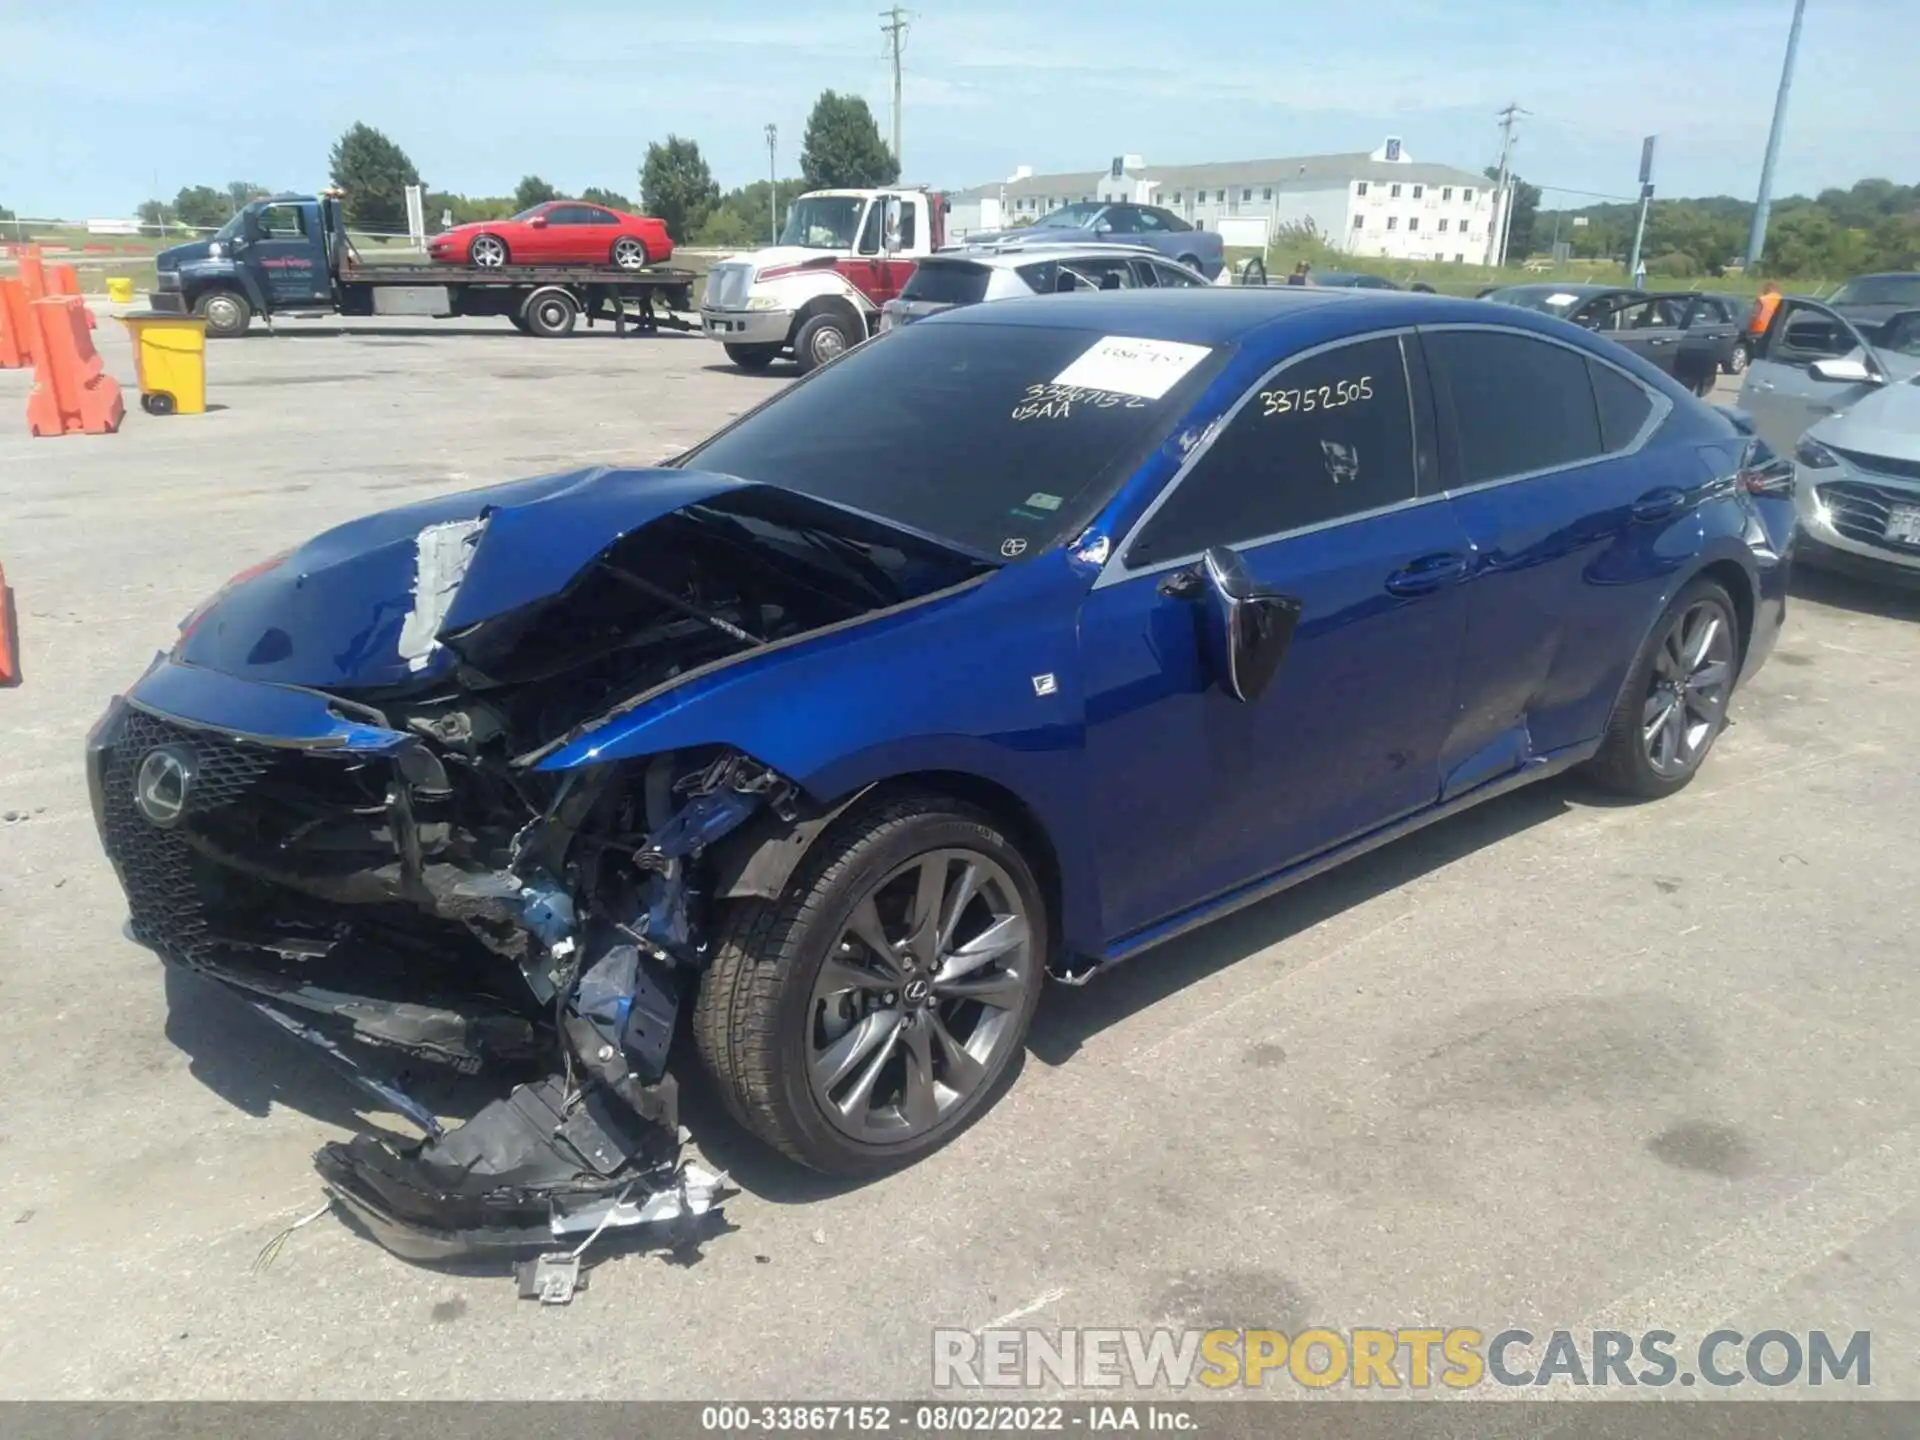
[946, 139, 1501, 263]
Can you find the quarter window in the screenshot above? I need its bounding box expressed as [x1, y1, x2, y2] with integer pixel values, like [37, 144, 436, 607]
[1129, 335, 1418, 564]
[1589, 360, 1655, 452]
[1424, 329, 1605, 483]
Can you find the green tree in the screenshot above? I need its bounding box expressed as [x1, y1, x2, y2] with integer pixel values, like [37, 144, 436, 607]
[136, 198, 175, 233]
[172, 184, 229, 230]
[581, 185, 633, 211]
[692, 206, 761, 249]
[800, 91, 899, 190]
[640, 135, 719, 243]
[514, 175, 559, 211]
[328, 122, 423, 234]
[226, 180, 269, 215]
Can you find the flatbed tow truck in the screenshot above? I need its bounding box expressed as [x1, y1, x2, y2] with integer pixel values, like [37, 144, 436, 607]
[150, 191, 698, 338]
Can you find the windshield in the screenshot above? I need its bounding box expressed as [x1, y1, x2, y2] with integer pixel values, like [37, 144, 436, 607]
[509, 205, 549, 222]
[1033, 203, 1106, 230]
[212, 210, 248, 242]
[1830, 274, 1920, 306]
[681, 320, 1225, 559]
[780, 195, 867, 249]
[1486, 285, 1599, 317]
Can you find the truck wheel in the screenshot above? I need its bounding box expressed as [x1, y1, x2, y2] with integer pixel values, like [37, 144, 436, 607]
[469, 234, 509, 268]
[725, 343, 780, 372]
[521, 289, 578, 338]
[793, 311, 857, 374]
[194, 290, 251, 338]
[611, 236, 649, 271]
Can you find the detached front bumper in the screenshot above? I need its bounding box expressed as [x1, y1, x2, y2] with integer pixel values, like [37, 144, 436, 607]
[1795, 459, 1920, 579]
[701, 306, 791, 346]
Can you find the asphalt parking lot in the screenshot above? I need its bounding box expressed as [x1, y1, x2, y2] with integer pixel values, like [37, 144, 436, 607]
[3, 312, 1919, 1402]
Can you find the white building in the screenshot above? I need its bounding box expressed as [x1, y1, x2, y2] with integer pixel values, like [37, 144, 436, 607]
[946, 140, 1501, 264]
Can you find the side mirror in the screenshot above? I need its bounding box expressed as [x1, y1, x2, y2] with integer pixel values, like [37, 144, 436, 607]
[1809, 356, 1879, 385]
[1093, 219, 1112, 235]
[1159, 546, 1302, 704]
[529, 215, 549, 229]
[882, 196, 904, 255]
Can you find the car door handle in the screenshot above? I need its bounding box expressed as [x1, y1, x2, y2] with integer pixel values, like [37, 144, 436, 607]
[1385, 552, 1470, 597]
[1631, 487, 1686, 522]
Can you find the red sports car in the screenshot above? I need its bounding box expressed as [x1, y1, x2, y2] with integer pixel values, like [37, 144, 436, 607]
[428, 200, 674, 270]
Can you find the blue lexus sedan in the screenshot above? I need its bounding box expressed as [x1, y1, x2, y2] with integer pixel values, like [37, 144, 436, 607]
[88, 288, 1793, 1259]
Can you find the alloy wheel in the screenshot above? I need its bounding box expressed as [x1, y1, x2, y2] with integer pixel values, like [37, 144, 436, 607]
[1642, 600, 1734, 778]
[806, 849, 1033, 1145]
[1728, 343, 1749, 375]
[612, 237, 647, 270]
[470, 236, 506, 268]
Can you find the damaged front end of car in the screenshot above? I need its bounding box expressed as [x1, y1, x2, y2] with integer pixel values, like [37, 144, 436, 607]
[86, 465, 988, 1264]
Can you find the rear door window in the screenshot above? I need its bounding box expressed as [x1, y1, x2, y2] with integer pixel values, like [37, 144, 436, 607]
[1424, 329, 1605, 484]
[1129, 334, 1418, 564]
[900, 262, 992, 306]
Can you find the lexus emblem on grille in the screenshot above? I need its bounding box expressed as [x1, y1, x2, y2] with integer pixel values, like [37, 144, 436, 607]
[134, 746, 197, 828]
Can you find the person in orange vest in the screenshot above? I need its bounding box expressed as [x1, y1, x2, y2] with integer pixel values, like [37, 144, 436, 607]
[1748, 281, 1781, 338]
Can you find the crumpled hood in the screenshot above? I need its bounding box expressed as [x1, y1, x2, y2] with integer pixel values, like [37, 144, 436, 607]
[174, 467, 755, 691]
[1809, 377, 1920, 463]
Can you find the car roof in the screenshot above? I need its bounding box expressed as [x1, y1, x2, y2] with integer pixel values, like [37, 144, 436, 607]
[930, 243, 1176, 268]
[934, 287, 1542, 348]
[1488, 282, 1626, 299]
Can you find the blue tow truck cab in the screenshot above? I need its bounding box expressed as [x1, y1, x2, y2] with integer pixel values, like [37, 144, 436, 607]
[151, 191, 697, 339]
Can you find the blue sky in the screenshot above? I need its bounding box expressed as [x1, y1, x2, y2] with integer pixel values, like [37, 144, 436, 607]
[3, 0, 1914, 219]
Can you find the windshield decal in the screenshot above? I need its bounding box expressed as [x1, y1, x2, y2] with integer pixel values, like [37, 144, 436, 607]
[1011, 382, 1150, 421]
[1545, 292, 1580, 308]
[1052, 335, 1213, 400]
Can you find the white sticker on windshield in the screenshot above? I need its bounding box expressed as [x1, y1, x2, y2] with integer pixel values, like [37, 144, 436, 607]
[1546, 292, 1580, 307]
[1051, 335, 1212, 400]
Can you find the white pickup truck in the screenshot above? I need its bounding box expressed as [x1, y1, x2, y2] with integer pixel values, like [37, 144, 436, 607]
[701, 187, 949, 373]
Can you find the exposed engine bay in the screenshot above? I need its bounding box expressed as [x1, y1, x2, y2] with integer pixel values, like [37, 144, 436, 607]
[89, 476, 987, 1275]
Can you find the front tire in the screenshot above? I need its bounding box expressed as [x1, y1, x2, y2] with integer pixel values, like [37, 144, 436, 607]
[792, 310, 857, 374]
[469, 233, 509, 268]
[725, 342, 780, 372]
[1586, 577, 1740, 799]
[693, 794, 1047, 1175]
[1725, 340, 1750, 375]
[193, 289, 251, 338]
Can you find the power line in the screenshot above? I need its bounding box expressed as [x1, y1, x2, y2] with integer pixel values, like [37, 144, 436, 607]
[880, 7, 911, 173]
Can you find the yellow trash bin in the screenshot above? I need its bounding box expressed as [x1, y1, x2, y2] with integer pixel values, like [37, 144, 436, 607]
[118, 312, 208, 416]
[105, 276, 136, 304]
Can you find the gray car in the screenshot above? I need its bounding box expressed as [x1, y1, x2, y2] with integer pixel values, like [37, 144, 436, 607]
[960, 202, 1226, 280]
[1739, 296, 1920, 582]
[878, 244, 1211, 332]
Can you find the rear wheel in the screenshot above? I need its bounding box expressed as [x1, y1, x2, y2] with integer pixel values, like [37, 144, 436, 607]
[611, 236, 649, 270]
[1587, 577, 1740, 799]
[193, 289, 251, 338]
[469, 233, 509, 268]
[725, 342, 780, 372]
[793, 310, 857, 374]
[693, 794, 1047, 1175]
[519, 288, 578, 337]
[1725, 340, 1750, 375]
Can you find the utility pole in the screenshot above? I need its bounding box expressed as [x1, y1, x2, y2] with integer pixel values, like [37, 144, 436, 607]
[1486, 102, 1528, 268]
[1746, 0, 1808, 271]
[1627, 135, 1657, 285]
[880, 6, 910, 172]
[765, 123, 779, 243]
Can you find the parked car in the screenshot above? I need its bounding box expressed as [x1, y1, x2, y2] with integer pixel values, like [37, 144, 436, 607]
[428, 200, 674, 270]
[1307, 270, 1402, 289]
[879, 244, 1208, 331]
[1739, 296, 1920, 583]
[1683, 293, 1758, 374]
[87, 288, 1790, 1258]
[1824, 271, 1920, 342]
[964, 202, 1225, 279]
[1482, 285, 1726, 395]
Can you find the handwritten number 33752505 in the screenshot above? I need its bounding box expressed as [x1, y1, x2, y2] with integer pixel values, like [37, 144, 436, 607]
[1260, 376, 1373, 417]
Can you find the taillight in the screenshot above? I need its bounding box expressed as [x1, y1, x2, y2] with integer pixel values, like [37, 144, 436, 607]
[177, 550, 293, 642]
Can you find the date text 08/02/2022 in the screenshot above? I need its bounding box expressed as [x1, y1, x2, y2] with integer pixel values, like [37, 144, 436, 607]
[700, 1405, 1196, 1432]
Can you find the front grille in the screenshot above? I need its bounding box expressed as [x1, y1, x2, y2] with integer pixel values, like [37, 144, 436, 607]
[1817, 480, 1920, 555]
[1830, 446, 1920, 484]
[704, 263, 751, 309]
